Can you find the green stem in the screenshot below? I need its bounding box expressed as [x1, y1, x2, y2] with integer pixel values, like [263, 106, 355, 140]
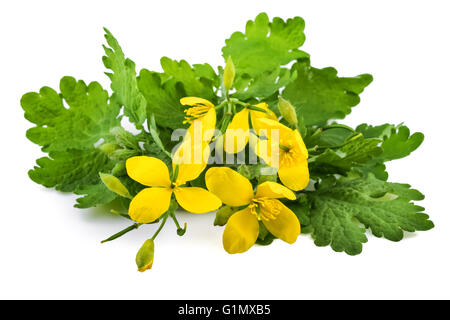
[101, 222, 142, 243]
[170, 210, 187, 236]
[151, 214, 169, 241]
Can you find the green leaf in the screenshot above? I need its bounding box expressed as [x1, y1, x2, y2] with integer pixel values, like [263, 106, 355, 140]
[74, 183, 117, 209]
[28, 148, 115, 192]
[357, 124, 425, 161]
[22, 76, 120, 152]
[160, 57, 216, 100]
[137, 69, 187, 130]
[222, 13, 307, 77]
[305, 126, 355, 149]
[380, 126, 424, 161]
[223, 13, 307, 100]
[233, 67, 296, 100]
[355, 124, 424, 179]
[103, 28, 147, 127]
[286, 195, 311, 227]
[282, 58, 373, 126]
[355, 123, 395, 139]
[309, 136, 382, 176]
[308, 174, 433, 255]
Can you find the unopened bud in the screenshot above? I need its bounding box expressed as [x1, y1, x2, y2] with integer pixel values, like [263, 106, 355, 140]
[136, 239, 155, 272]
[223, 56, 235, 90]
[111, 161, 126, 176]
[278, 96, 298, 126]
[214, 206, 237, 226]
[99, 173, 131, 198]
[99, 142, 119, 155]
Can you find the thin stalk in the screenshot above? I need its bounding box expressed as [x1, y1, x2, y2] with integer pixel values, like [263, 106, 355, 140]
[101, 223, 142, 243]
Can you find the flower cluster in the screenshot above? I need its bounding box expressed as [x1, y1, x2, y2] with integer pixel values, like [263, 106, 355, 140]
[124, 92, 310, 270]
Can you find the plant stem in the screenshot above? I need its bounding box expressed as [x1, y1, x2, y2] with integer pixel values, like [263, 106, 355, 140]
[101, 222, 142, 243]
[151, 214, 169, 240]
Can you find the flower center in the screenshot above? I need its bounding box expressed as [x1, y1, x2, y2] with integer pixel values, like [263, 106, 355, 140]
[183, 105, 211, 124]
[279, 138, 301, 167]
[248, 198, 282, 221]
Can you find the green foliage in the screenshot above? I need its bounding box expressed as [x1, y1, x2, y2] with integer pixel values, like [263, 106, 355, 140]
[283, 58, 373, 125]
[22, 76, 120, 152]
[103, 28, 147, 128]
[160, 57, 216, 100]
[223, 13, 308, 101]
[304, 175, 433, 255]
[309, 136, 382, 176]
[74, 183, 117, 209]
[28, 148, 114, 192]
[222, 13, 307, 77]
[137, 69, 187, 130]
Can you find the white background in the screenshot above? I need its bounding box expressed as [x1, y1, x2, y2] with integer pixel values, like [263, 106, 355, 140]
[1, 0, 449, 299]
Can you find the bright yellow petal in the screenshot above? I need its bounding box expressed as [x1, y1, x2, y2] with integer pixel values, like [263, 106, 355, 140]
[250, 103, 278, 132]
[253, 118, 292, 142]
[186, 107, 217, 143]
[126, 156, 171, 187]
[174, 187, 222, 213]
[173, 141, 210, 185]
[260, 199, 300, 244]
[205, 167, 253, 207]
[255, 181, 296, 200]
[180, 97, 214, 109]
[222, 207, 259, 254]
[293, 129, 308, 158]
[278, 159, 310, 191]
[254, 137, 279, 168]
[129, 187, 173, 223]
[224, 108, 250, 153]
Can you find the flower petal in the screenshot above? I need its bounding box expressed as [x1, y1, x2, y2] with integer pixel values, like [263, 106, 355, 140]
[126, 156, 171, 187]
[173, 141, 210, 185]
[293, 129, 308, 158]
[224, 108, 250, 153]
[205, 167, 254, 206]
[255, 181, 296, 200]
[186, 107, 217, 143]
[261, 200, 300, 244]
[223, 207, 259, 254]
[180, 97, 214, 109]
[253, 118, 292, 142]
[278, 159, 310, 191]
[174, 187, 222, 213]
[129, 187, 173, 223]
[254, 137, 278, 168]
[250, 103, 278, 132]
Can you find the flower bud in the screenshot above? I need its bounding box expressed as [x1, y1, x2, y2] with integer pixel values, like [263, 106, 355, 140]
[136, 239, 155, 272]
[111, 161, 126, 176]
[99, 142, 119, 155]
[99, 173, 131, 198]
[223, 56, 235, 90]
[278, 96, 298, 126]
[214, 206, 237, 226]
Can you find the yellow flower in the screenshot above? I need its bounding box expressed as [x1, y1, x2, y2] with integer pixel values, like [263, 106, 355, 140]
[205, 167, 301, 254]
[224, 102, 278, 153]
[253, 118, 309, 191]
[126, 155, 222, 223]
[181, 97, 216, 142]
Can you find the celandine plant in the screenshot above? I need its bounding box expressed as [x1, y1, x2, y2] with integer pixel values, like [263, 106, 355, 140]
[21, 13, 433, 271]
